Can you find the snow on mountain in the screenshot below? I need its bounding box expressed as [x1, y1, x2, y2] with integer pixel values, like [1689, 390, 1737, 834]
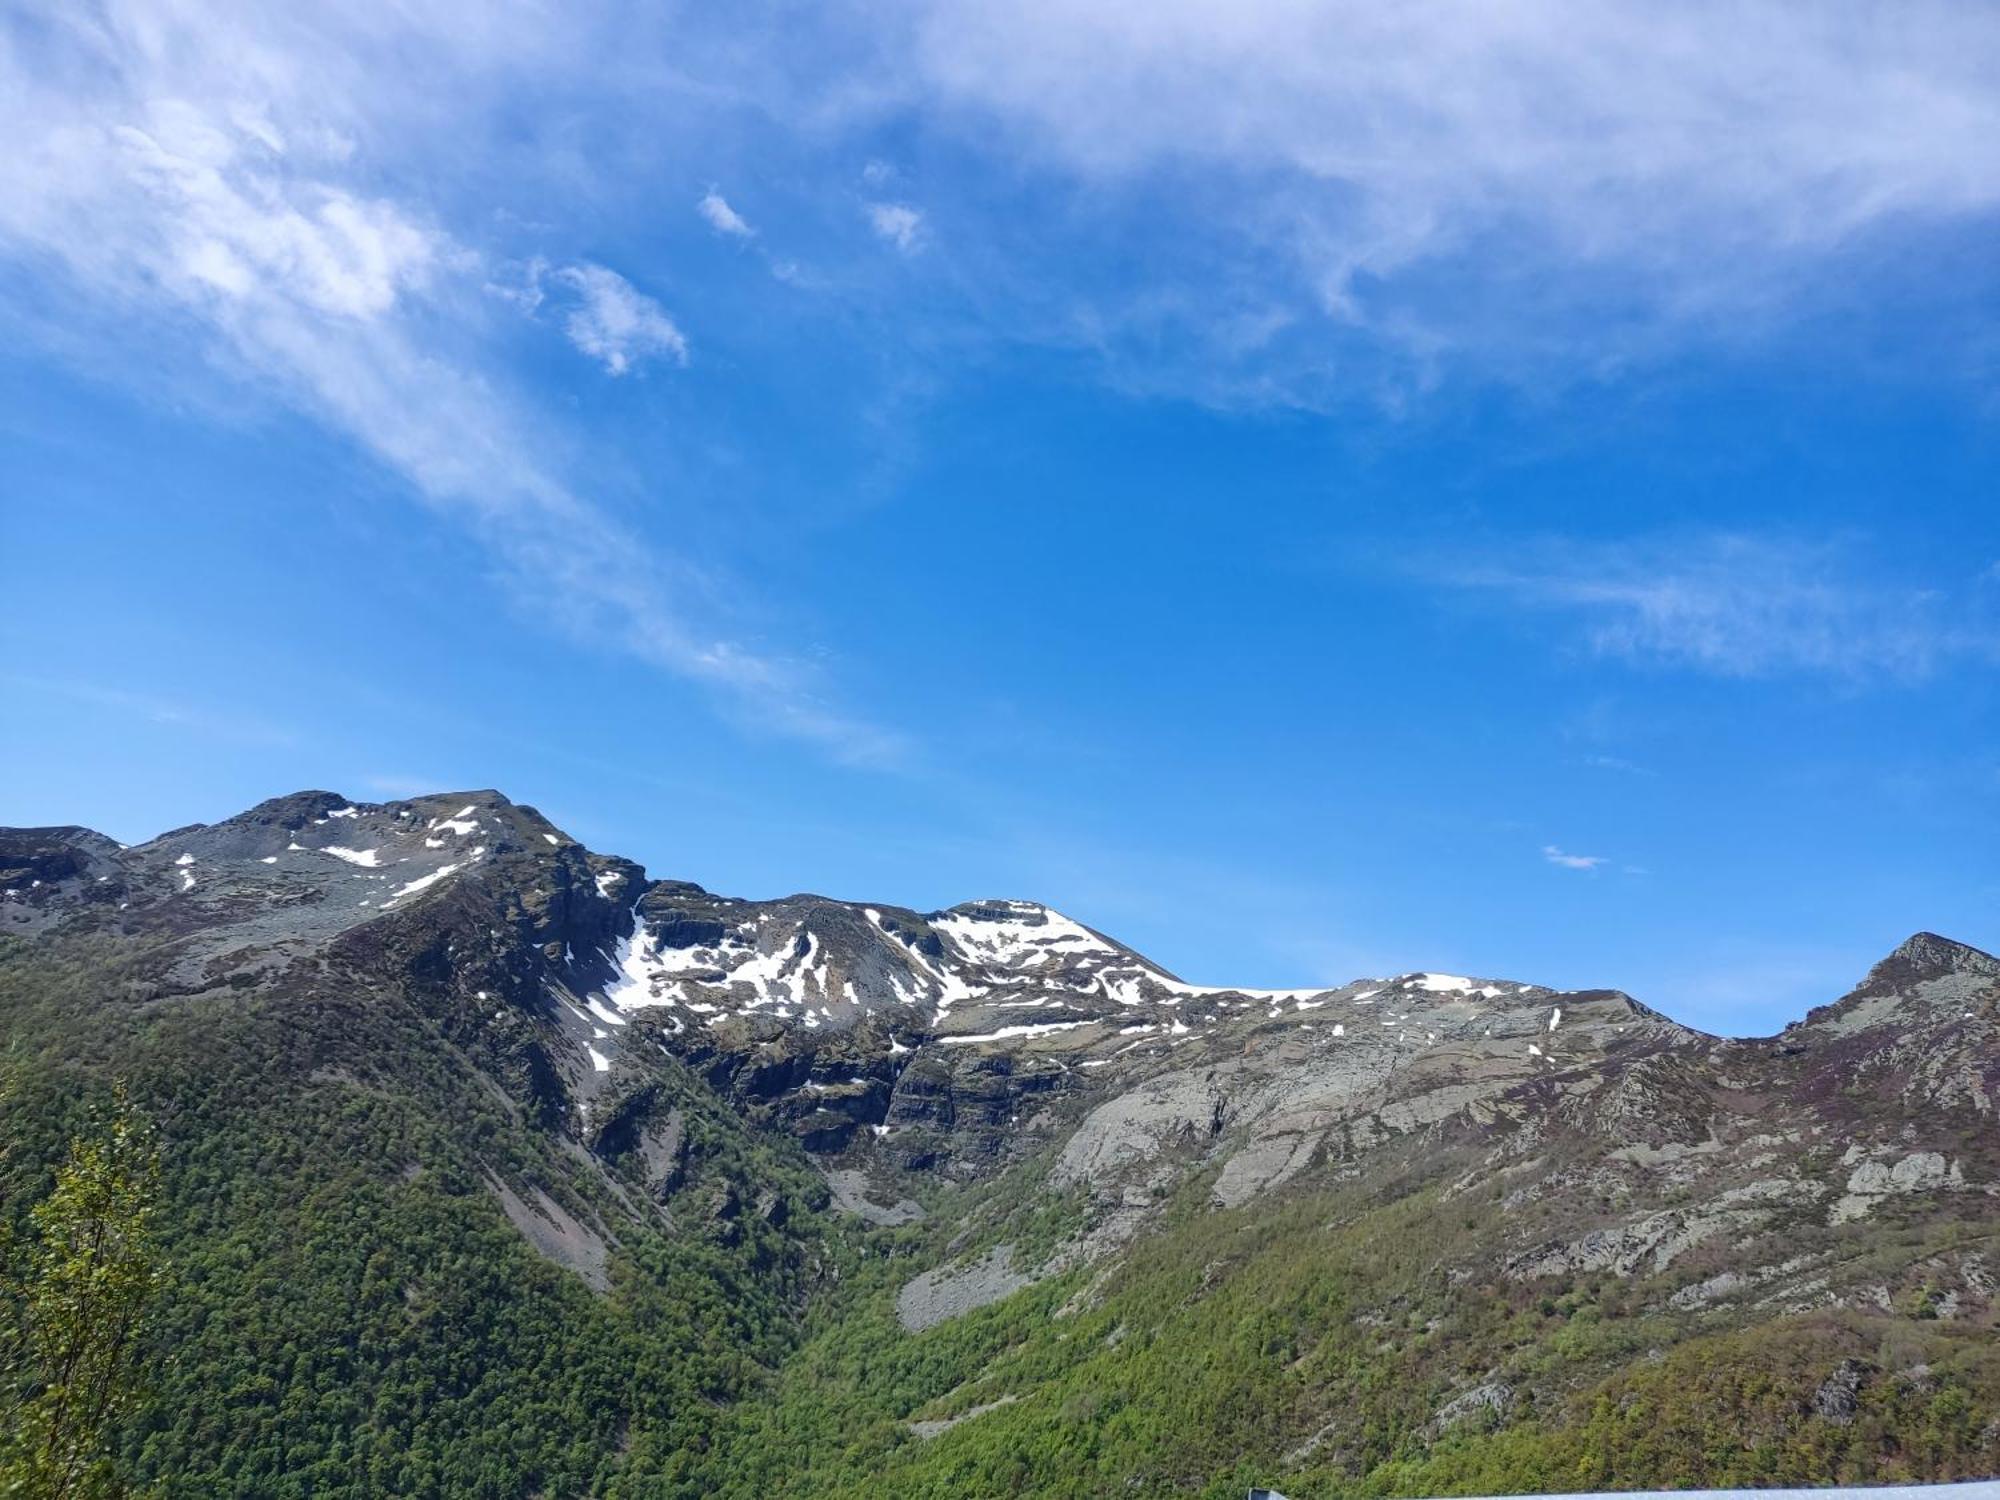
[7, 786, 1994, 1319]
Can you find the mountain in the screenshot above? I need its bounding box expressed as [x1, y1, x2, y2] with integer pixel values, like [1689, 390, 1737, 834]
[2, 790, 1995, 1498]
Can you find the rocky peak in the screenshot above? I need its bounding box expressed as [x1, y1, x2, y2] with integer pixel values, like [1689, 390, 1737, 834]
[228, 790, 355, 831]
[1848, 931, 1996, 1003]
[1783, 932, 2000, 1051]
[1877, 931, 2000, 983]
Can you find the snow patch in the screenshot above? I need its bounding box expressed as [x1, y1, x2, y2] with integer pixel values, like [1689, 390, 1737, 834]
[325, 846, 382, 868]
[383, 863, 461, 906]
[601, 913, 672, 1011]
[868, 907, 986, 1010]
[938, 1020, 1090, 1046]
[1412, 973, 1474, 993]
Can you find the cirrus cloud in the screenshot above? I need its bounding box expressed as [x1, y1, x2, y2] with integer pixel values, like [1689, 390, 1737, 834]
[1435, 533, 2000, 683]
[0, 0, 903, 767]
[895, 0, 2000, 326]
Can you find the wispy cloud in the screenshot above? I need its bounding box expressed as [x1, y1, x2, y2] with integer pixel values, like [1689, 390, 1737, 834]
[1578, 754, 1653, 776]
[866, 201, 925, 253]
[896, 2, 2000, 367]
[1541, 844, 1607, 872]
[697, 189, 753, 238]
[0, 2, 900, 767]
[554, 263, 687, 374]
[1436, 533, 1999, 682]
[6, 675, 298, 749]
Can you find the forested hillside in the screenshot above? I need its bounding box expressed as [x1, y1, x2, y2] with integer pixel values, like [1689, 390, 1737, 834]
[1, 796, 1995, 1497]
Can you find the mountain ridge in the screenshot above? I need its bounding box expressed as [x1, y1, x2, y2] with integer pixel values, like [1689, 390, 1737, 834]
[12, 783, 1968, 1039]
[2, 786, 1995, 1497]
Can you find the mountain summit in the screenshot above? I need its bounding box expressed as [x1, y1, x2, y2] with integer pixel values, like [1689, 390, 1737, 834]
[1, 790, 1995, 1497]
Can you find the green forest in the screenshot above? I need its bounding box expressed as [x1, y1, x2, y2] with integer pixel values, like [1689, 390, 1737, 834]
[2, 932, 1996, 1498]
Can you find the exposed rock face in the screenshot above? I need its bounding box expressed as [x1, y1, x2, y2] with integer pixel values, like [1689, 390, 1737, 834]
[482, 1170, 612, 1292]
[0, 825, 125, 935]
[1432, 1381, 1515, 1434]
[896, 1245, 1034, 1332]
[1811, 1358, 1871, 1425]
[1831, 1149, 1966, 1224]
[7, 789, 1998, 1347]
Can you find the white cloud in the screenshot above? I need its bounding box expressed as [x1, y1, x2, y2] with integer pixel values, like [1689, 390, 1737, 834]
[1438, 533, 2000, 682]
[866, 201, 924, 252]
[1, 85, 446, 327]
[900, 3, 2000, 298]
[697, 188, 753, 237]
[0, 1, 900, 766]
[1542, 845, 1607, 872]
[729, 4, 2000, 406]
[9, 1, 1992, 430]
[555, 263, 687, 374]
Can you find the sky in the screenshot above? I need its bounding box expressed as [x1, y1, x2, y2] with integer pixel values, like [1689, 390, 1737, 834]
[1, 1, 1996, 1036]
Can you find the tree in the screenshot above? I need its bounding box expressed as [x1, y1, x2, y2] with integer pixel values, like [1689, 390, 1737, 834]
[1, 1089, 163, 1500]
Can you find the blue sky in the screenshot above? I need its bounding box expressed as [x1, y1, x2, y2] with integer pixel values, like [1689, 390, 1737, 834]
[2, 1, 1996, 1034]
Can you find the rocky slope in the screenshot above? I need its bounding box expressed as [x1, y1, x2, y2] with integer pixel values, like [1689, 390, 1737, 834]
[2, 789, 1995, 1497]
